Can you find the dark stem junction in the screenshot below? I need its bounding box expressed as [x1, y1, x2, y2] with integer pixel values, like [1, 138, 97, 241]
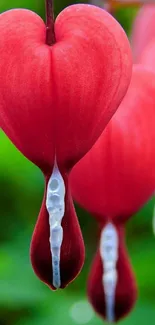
[45, 0, 56, 46]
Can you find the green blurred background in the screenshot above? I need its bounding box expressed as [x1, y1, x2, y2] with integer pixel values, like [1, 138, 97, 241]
[0, 1, 155, 325]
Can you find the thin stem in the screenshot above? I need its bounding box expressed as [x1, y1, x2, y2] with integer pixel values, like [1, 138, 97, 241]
[45, 0, 56, 46]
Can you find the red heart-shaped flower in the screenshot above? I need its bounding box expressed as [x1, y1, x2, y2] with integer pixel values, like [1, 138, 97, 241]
[70, 65, 155, 223]
[70, 64, 155, 319]
[0, 4, 132, 289]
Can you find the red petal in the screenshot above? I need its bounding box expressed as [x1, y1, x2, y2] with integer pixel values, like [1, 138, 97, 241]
[139, 40, 155, 72]
[87, 225, 137, 322]
[131, 5, 155, 62]
[70, 65, 155, 223]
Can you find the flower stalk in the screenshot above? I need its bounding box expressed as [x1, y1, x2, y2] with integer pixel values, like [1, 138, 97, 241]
[45, 0, 56, 45]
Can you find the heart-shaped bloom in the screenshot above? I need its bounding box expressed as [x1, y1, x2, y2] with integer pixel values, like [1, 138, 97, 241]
[0, 4, 132, 290]
[70, 65, 155, 222]
[70, 64, 155, 319]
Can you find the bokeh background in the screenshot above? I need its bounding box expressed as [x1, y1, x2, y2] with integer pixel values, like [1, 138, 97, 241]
[0, 1, 155, 325]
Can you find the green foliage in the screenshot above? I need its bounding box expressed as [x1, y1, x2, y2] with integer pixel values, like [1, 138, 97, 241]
[0, 2, 155, 325]
[0, 0, 44, 16]
[115, 7, 138, 36]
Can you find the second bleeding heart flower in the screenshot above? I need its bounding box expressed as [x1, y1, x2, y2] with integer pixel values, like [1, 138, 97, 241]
[70, 64, 155, 320]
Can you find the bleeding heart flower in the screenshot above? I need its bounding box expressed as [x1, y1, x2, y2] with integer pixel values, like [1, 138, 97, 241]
[0, 2, 132, 290]
[131, 4, 155, 62]
[70, 65, 155, 222]
[70, 64, 155, 320]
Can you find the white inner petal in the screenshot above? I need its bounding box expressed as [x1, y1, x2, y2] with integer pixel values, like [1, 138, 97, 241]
[46, 160, 65, 289]
[100, 223, 119, 322]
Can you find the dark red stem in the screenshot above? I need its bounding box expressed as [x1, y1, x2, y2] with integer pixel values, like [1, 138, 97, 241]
[45, 0, 56, 45]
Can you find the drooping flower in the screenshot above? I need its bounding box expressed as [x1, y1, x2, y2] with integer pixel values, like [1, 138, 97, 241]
[70, 64, 155, 320]
[0, 3, 132, 289]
